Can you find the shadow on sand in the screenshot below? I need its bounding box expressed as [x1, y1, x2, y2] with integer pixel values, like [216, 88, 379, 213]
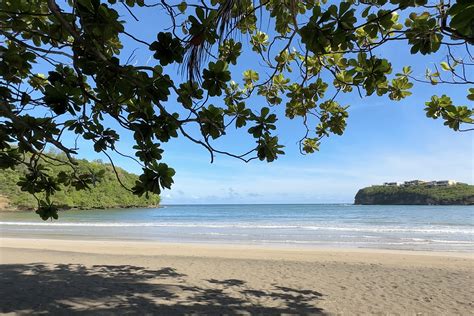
[0, 263, 325, 315]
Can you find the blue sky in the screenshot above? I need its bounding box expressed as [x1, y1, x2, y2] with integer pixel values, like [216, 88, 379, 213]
[33, 2, 473, 204]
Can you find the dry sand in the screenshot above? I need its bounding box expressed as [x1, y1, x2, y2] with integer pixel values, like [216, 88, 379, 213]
[1, 238, 473, 315]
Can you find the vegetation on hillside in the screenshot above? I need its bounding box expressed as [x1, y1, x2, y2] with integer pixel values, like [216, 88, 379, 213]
[354, 184, 474, 205]
[0, 153, 160, 214]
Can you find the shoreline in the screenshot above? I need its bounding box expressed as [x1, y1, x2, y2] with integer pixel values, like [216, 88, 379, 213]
[0, 204, 162, 213]
[2, 237, 473, 261]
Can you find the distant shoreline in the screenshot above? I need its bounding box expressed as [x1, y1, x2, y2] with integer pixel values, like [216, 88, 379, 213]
[0, 204, 161, 212]
[7, 202, 474, 211]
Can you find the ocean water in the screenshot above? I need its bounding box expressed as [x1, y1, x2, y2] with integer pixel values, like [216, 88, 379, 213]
[1, 204, 473, 252]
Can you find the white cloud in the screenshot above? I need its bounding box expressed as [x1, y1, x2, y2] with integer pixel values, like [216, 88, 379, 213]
[161, 138, 473, 204]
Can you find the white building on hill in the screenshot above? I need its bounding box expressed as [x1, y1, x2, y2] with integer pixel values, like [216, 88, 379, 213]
[435, 180, 457, 186]
[383, 182, 401, 187]
[381, 180, 458, 187]
[404, 180, 428, 186]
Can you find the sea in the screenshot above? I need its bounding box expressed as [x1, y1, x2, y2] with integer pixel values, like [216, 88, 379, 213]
[1, 204, 473, 252]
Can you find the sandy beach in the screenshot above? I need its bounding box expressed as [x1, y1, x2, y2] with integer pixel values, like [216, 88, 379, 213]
[1, 238, 473, 315]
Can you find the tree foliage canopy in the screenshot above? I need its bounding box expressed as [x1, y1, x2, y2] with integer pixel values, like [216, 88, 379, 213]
[0, 0, 473, 219]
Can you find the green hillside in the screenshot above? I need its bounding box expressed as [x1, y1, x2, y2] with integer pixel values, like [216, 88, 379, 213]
[354, 184, 474, 205]
[0, 155, 160, 211]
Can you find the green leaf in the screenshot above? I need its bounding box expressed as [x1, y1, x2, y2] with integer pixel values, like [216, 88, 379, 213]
[467, 88, 474, 101]
[178, 1, 187, 13]
[440, 62, 451, 71]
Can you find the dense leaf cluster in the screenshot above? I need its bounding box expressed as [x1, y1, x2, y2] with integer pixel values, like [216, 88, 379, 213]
[0, 0, 472, 219]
